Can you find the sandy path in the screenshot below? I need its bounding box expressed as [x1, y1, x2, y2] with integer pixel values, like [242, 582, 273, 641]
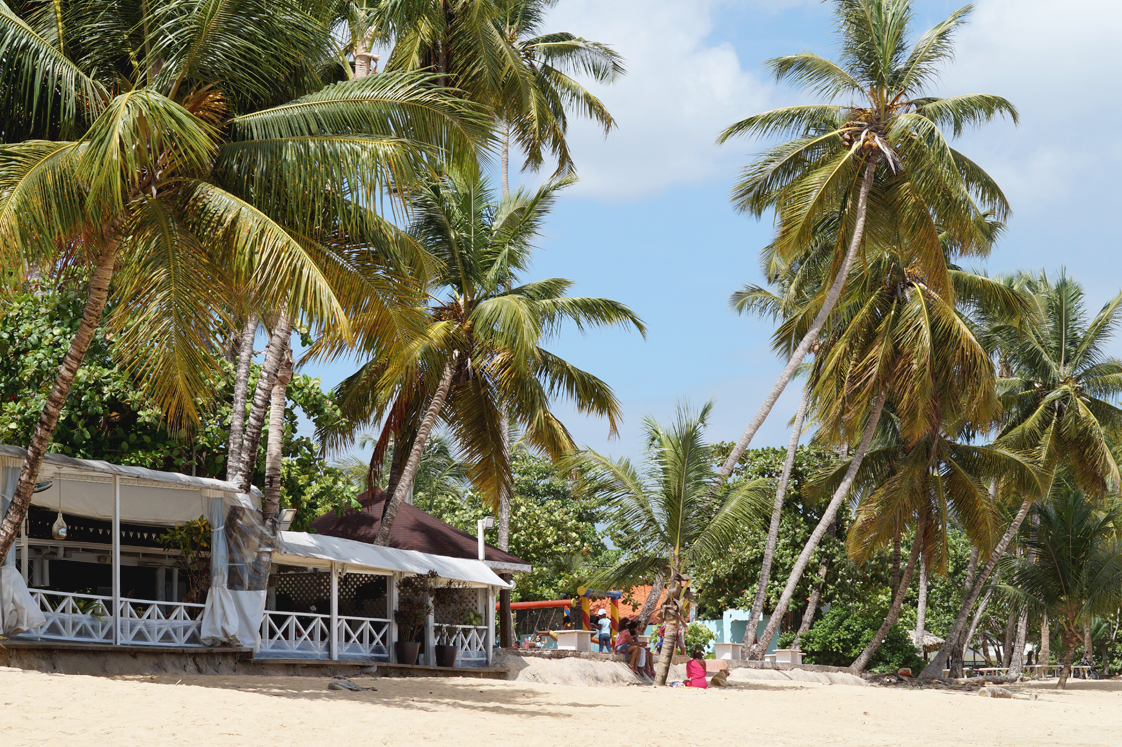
[1, 667, 1119, 746]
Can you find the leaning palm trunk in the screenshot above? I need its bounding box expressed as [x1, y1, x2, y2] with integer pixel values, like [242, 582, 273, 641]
[654, 617, 679, 686]
[920, 495, 1035, 678]
[262, 351, 293, 523]
[748, 388, 887, 659]
[914, 556, 928, 649]
[852, 516, 924, 671]
[374, 355, 457, 546]
[0, 240, 119, 560]
[1010, 514, 1042, 675]
[963, 583, 994, 665]
[236, 312, 293, 492]
[744, 385, 810, 648]
[226, 316, 257, 482]
[717, 158, 877, 486]
[637, 574, 665, 628]
[793, 546, 830, 650]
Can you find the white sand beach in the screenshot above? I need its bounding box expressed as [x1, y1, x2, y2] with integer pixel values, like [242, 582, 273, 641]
[1, 666, 1118, 747]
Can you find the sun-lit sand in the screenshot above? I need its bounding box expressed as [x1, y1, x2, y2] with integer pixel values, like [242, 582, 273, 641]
[2, 666, 1119, 746]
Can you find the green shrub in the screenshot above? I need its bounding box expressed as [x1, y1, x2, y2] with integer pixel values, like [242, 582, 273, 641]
[684, 622, 716, 655]
[783, 604, 924, 673]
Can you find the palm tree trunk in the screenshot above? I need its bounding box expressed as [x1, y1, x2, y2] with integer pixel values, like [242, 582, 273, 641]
[744, 385, 810, 648]
[716, 157, 878, 487]
[354, 30, 377, 77]
[374, 355, 457, 546]
[0, 239, 119, 561]
[262, 350, 293, 523]
[226, 316, 257, 482]
[963, 545, 980, 594]
[636, 573, 664, 628]
[236, 312, 292, 492]
[852, 515, 924, 671]
[501, 122, 511, 197]
[497, 403, 514, 648]
[961, 583, 994, 670]
[654, 572, 681, 687]
[1001, 608, 1016, 668]
[920, 494, 1035, 678]
[1011, 513, 1042, 675]
[748, 388, 887, 660]
[915, 555, 928, 649]
[793, 542, 830, 650]
[1083, 618, 1093, 667]
[890, 533, 902, 600]
[1058, 626, 1079, 689]
[1040, 613, 1050, 666]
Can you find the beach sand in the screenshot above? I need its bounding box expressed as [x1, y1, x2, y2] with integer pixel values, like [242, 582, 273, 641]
[1, 666, 1118, 746]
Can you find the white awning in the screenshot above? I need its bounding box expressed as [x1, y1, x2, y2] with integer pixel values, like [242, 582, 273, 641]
[0, 445, 259, 525]
[276, 531, 510, 589]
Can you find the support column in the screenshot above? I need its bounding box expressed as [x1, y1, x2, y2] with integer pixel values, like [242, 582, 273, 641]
[156, 567, 166, 602]
[112, 475, 121, 645]
[486, 587, 496, 665]
[171, 568, 179, 602]
[387, 573, 399, 663]
[330, 562, 339, 661]
[425, 592, 435, 667]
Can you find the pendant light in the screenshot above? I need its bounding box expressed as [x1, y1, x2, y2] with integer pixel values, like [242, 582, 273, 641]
[51, 478, 67, 540]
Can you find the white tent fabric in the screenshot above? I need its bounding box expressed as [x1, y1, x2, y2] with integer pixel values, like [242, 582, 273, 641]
[201, 588, 266, 649]
[276, 531, 510, 588]
[0, 566, 46, 635]
[0, 445, 259, 525]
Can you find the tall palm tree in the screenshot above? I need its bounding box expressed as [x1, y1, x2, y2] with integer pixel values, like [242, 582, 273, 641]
[571, 401, 771, 685]
[0, 0, 489, 559]
[750, 246, 1030, 660]
[996, 491, 1122, 688]
[714, 0, 1017, 486]
[320, 163, 645, 544]
[923, 272, 1122, 677]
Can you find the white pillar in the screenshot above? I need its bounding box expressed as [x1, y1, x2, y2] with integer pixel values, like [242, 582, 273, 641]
[171, 568, 179, 602]
[486, 587, 496, 665]
[425, 592, 435, 666]
[330, 562, 339, 661]
[112, 475, 120, 645]
[387, 573, 398, 663]
[156, 567, 166, 602]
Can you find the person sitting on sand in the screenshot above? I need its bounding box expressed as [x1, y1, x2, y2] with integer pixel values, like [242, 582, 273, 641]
[615, 622, 643, 673]
[685, 649, 708, 689]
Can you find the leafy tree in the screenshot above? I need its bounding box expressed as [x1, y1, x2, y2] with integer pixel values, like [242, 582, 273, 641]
[996, 491, 1122, 688]
[714, 0, 1016, 487]
[570, 401, 771, 685]
[0, 0, 489, 562]
[779, 603, 923, 673]
[0, 285, 356, 531]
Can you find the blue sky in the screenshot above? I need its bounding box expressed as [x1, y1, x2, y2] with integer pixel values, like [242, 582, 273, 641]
[306, 0, 1122, 464]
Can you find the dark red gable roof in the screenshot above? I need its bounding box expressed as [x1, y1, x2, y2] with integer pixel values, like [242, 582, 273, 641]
[308, 488, 529, 568]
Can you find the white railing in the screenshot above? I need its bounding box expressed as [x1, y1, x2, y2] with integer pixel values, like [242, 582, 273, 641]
[338, 616, 390, 660]
[117, 598, 205, 647]
[25, 590, 114, 644]
[442, 624, 489, 666]
[258, 610, 330, 658]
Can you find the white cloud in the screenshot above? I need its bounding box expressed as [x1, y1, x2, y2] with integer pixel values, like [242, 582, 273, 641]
[527, 0, 773, 201]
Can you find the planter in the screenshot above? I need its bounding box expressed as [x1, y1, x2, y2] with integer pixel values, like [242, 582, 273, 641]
[394, 641, 421, 666]
[435, 644, 459, 668]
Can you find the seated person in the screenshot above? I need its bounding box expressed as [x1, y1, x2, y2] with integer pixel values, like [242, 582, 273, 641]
[615, 622, 644, 673]
[685, 649, 709, 689]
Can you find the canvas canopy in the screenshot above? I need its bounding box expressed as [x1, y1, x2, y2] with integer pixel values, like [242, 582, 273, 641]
[0, 445, 259, 524]
[276, 531, 510, 589]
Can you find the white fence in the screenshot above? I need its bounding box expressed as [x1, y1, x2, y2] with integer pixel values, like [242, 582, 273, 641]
[23, 590, 206, 647]
[443, 624, 489, 666]
[258, 610, 331, 658]
[338, 615, 391, 660]
[117, 598, 205, 647]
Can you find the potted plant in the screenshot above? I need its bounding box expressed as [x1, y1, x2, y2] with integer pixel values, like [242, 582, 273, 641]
[394, 571, 436, 665]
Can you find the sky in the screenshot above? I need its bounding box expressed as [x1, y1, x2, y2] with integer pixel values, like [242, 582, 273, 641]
[307, 0, 1122, 465]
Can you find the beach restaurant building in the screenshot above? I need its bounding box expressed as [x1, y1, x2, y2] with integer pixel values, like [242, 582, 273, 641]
[0, 446, 522, 668]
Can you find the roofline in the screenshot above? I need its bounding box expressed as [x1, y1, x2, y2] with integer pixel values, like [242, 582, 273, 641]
[0, 445, 262, 498]
[484, 560, 532, 574]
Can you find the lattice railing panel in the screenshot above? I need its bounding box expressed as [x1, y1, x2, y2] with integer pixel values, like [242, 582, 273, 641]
[25, 590, 113, 644]
[258, 610, 330, 658]
[117, 598, 205, 647]
[337, 615, 390, 660]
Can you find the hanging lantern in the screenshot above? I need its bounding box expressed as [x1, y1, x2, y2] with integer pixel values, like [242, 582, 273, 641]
[51, 480, 67, 540]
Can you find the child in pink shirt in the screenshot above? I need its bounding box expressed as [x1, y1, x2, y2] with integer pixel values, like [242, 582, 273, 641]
[685, 649, 708, 688]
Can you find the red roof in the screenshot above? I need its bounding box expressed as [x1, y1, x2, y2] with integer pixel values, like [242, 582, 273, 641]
[309, 488, 529, 568]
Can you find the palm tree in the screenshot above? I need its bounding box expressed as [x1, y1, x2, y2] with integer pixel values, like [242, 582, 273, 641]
[335, 433, 468, 509]
[0, 0, 489, 559]
[320, 163, 645, 545]
[570, 401, 771, 685]
[491, 0, 624, 189]
[923, 272, 1122, 677]
[995, 491, 1122, 688]
[714, 0, 1017, 486]
[747, 242, 1029, 659]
